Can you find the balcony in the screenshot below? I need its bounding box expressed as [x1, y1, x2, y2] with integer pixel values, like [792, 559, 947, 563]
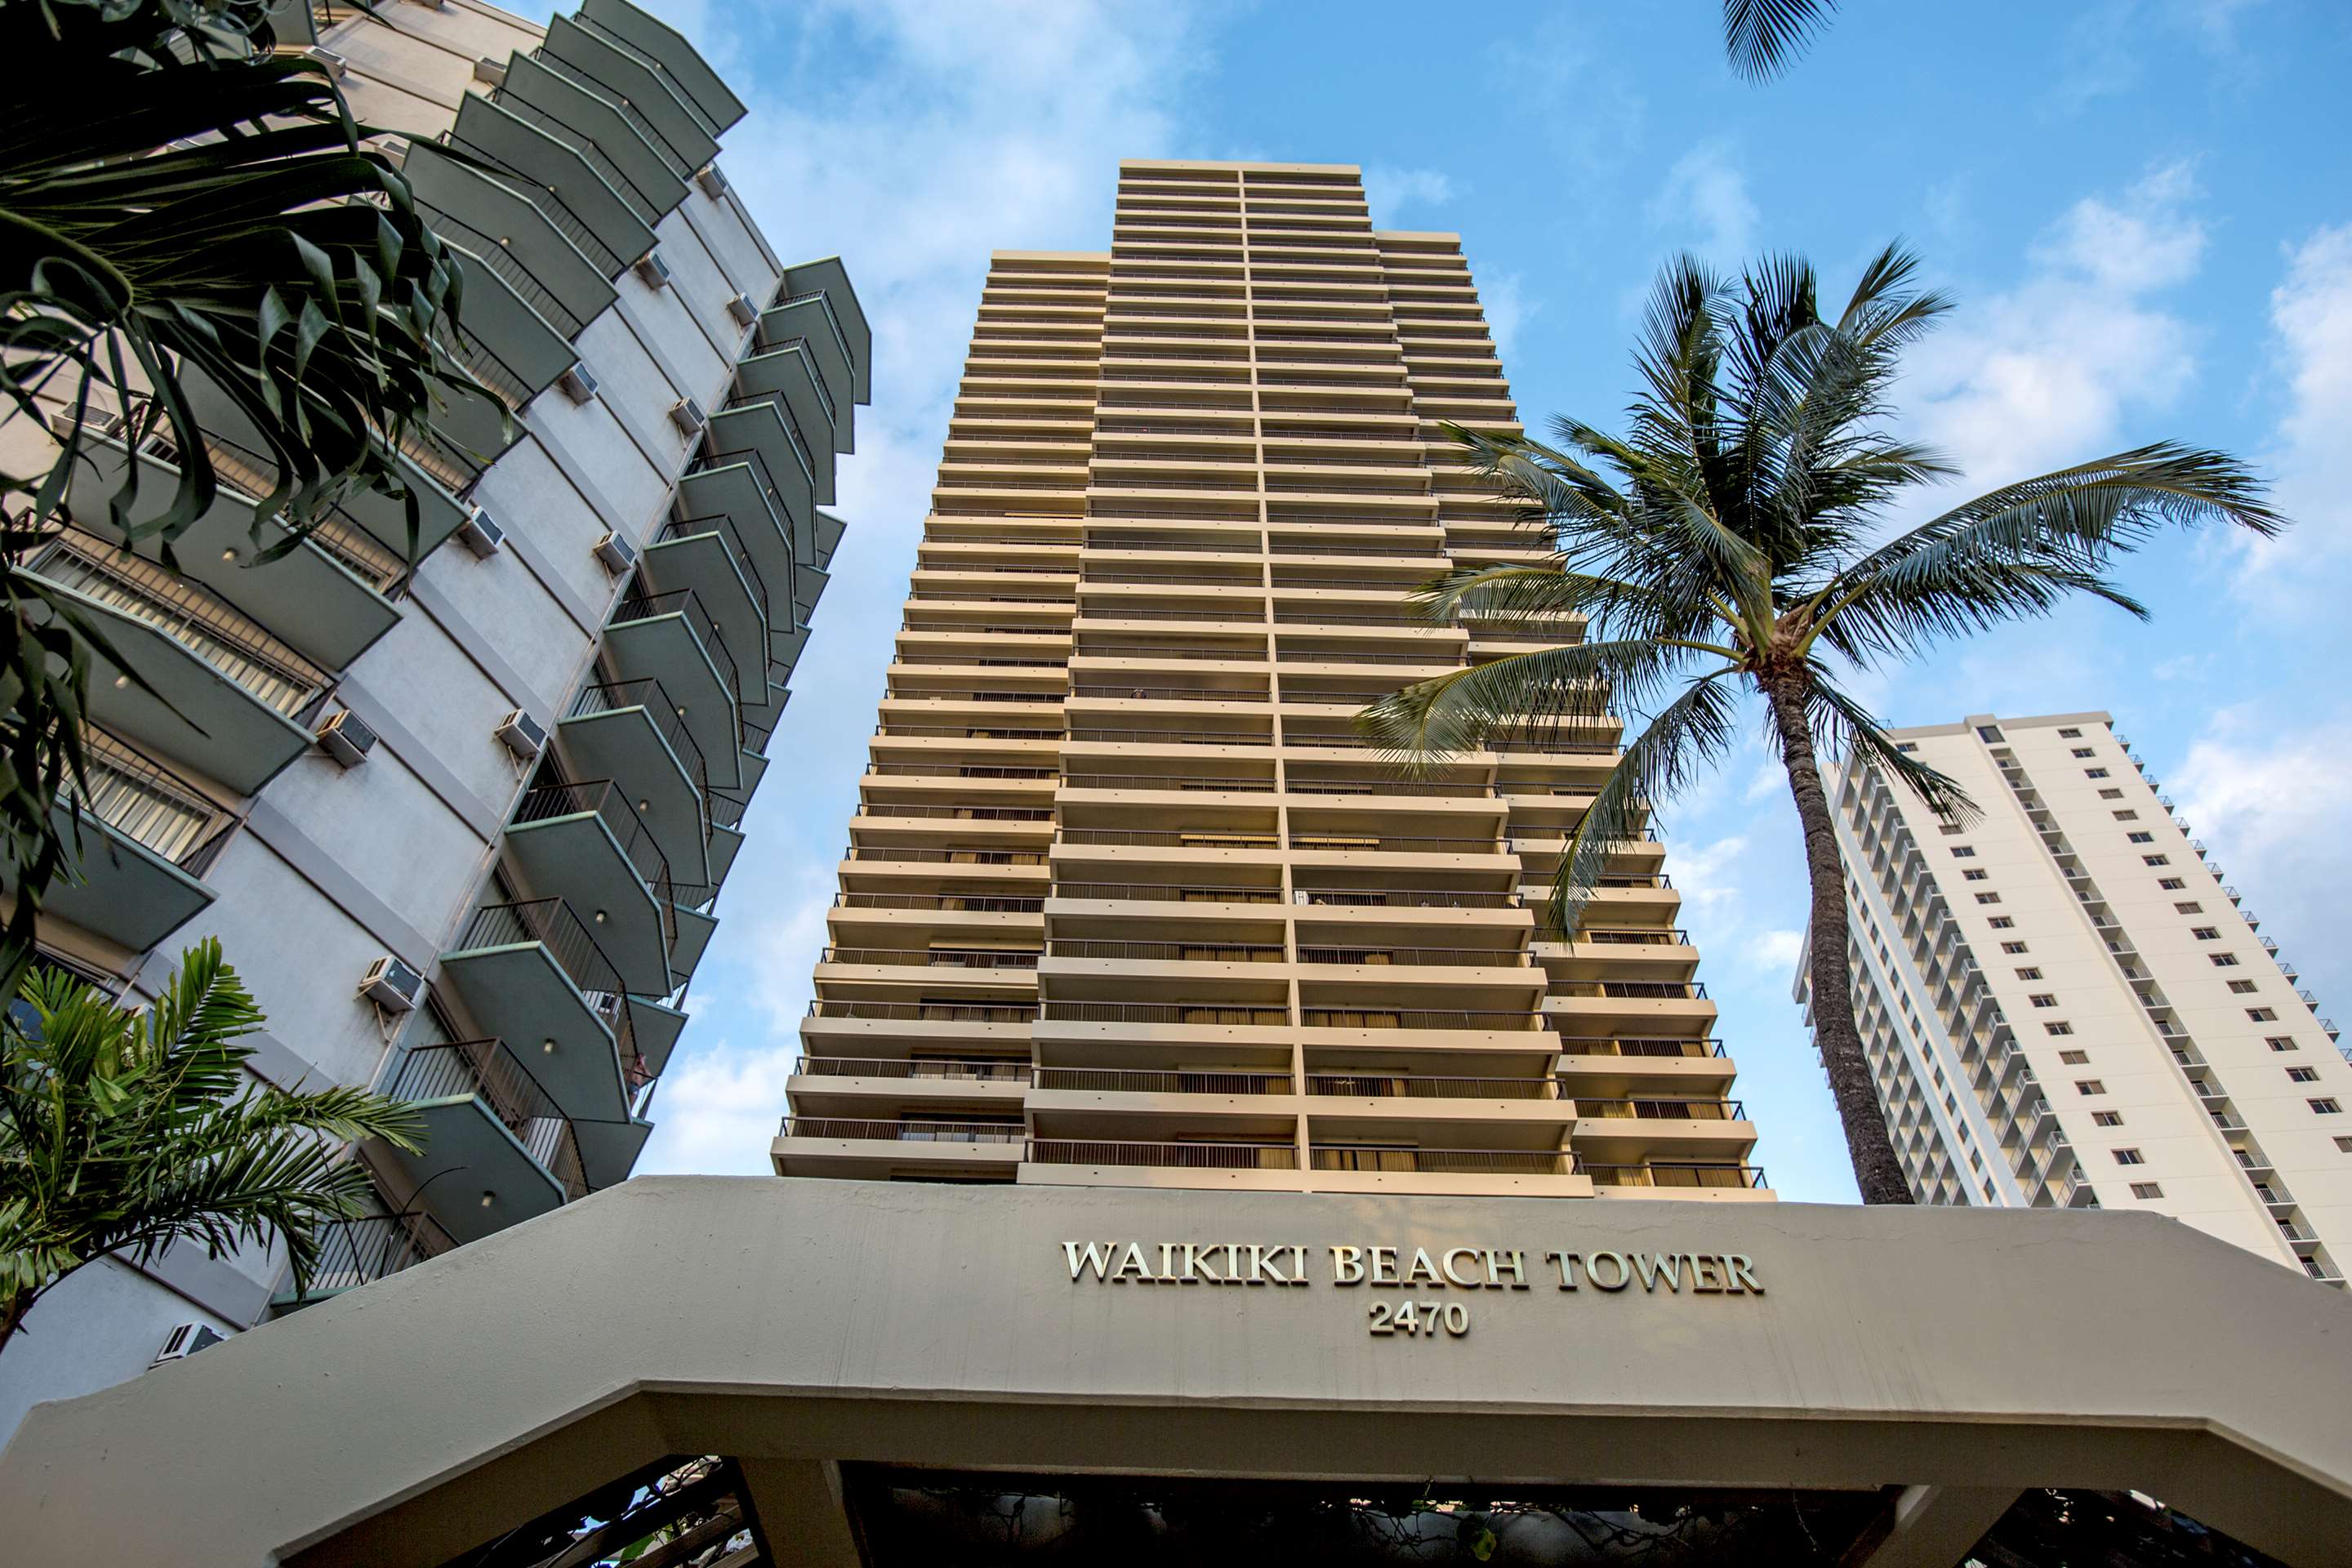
[760, 294, 858, 443]
[27, 531, 327, 794]
[1027, 1137, 1301, 1191]
[501, 782, 677, 995]
[787, 1054, 1030, 1119]
[41, 732, 233, 952]
[559, 679, 708, 872]
[436, 243, 579, 416]
[538, 12, 719, 191]
[773, 1115, 1024, 1179]
[735, 342, 840, 502]
[272, 1205, 455, 1312]
[408, 145, 615, 349]
[1584, 1161, 1771, 1195]
[446, 95, 657, 283]
[603, 586, 744, 791]
[707, 398, 819, 561]
[644, 510, 770, 697]
[1305, 1143, 1588, 1197]
[492, 50, 686, 228]
[577, 0, 748, 136]
[375, 1038, 587, 1242]
[436, 898, 640, 1123]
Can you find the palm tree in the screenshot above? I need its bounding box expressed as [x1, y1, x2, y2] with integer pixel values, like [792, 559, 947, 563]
[0, 0, 483, 996]
[0, 938, 421, 1355]
[1723, 0, 1838, 82]
[1361, 247, 2284, 1205]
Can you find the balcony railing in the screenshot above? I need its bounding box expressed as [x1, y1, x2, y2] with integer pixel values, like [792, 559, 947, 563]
[385, 1038, 588, 1200]
[1555, 1037, 1728, 1059]
[1576, 1098, 1746, 1121]
[806, 1000, 1040, 1023]
[1298, 945, 1529, 968]
[510, 780, 676, 952]
[1302, 1009, 1544, 1032]
[194, 429, 409, 593]
[566, 678, 710, 808]
[792, 1055, 1031, 1082]
[1294, 887, 1519, 910]
[1051, 881, 1283, 905]
[1043, 1001, 1290, 1027]
[1060, 773, 1278, 794]
[428, 208, 588, 339]
[1584, 1162, 1768, 1189]
[781, 1116, 1024, 1145]
[1556, 981, 1709, 1000]
[717, 391, 818, 489]
[611, 585, 743, 707]
[1035, 1067, 1292, 1094]
[452, 898, 644, 1079]
[819, 946, 1041, 969]
[774, 289, 857, 378]
[1307, 1075, 1558, 1100]
[1309, 1146, 1572, 1174]
[70, 731, 235, 875]
[1030, 1138, 1298, 1170]
[292, 1207, 457, 1300]
[661, 512, 772, 623]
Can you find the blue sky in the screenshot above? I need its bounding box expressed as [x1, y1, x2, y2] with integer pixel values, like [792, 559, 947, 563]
[626, 0, 2352, 1201]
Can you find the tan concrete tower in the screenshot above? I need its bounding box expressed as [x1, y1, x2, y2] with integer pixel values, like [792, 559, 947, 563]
[772, 160, 1765, 1200]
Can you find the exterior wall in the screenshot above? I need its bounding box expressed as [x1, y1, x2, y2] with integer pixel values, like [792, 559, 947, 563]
[1797, 710, 2350, 1285]
[775, 160, 1762, 1202]
[0, 0, 868, 1439]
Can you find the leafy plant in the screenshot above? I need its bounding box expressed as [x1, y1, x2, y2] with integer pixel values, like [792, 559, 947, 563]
[1361, 245, 2284, 1204]
[1723, 0, 1838, 82]
[0, 937, 422, 1354]
[0, 0, 483, 999]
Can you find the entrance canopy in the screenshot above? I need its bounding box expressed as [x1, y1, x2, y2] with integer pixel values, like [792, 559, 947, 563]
[0, 1178, 2346, 1565]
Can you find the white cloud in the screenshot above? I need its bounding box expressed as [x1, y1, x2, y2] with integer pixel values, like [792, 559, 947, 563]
[638, 1034, 800, 1176]
[1745, 929, 1805, 972]
[2231, 223, 2352, 604]
[1364, 167, 1454, 227]
[1481, 270, 1536, 358]
[1900, 160, 2206, 496]
[1646, 140, 1758, 264]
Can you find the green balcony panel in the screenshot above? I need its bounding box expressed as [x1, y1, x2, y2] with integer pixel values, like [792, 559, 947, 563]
[577, 0, 746, 134]
[497, 51, 685, 227]
[757, 296, 854, 452]
[557, 680, 710, 880]
[38, 736, 229, 953]
[65, 430, 400, 672]
[29, 541, 323, 795]
[573, 1113, 653, 1192]
[781, 256, 873, 404]
[438, 899, 637, 1123]
[814, 509, 848, 571]
[733, 345, 837, 505]
[701, 403, 816, 559]
[449, 94, 656, 282]
[541, 14, 717, 183]
[409, 145, 616, 344]
[603, 589, 744, 792]
[626, 996, 688, 1080]
[379, 1039, 586, 1243]
[772, 621, 809, 677]
[791, 559, 829, 631]
[706, 820, 743, 888]
[669, 901, 717, 980]
[443, 247, 577, 412]
[502, 782, 676, 996]
[644, 519, 771, 715]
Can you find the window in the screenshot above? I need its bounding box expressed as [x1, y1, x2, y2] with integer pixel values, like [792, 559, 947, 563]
[2336, 1137, 2352, 1153]
[2016, 967, 2042, 979]
[1951, 846, 1976, 858]
[2058, 728, 2082, 738]
[2029, 993, 2057, 1007]
[2060, 1049, 2091, 1065]
[2311, 1098, 2343, 1115]
[2268, 1037, 2299, 1053]
[1938, 822, 1963, 835]
[2130, 1182, 2163, 1200]
[2114, 810, 2138, 821]
[2210, 952, 2239, 967]
[2191, 927, 2220, 940]
[1989, 916, 2015, 929]
[1976, 726, 2004, 742]
[2113, 1148, 2145, 1165]
[2072, 747, 2096, 759]
[1963, 869, 1989, 881]
[2001, 941, 2029, 954]
[1976, 893, 2001, 905]
[2142, 854, 2169, 866]
[2174, 902, 2202, 914]
[1983, 1179, 1998, 1201]
[2098, 788, 2124, 800]
[2046, 1021, 2074, 1036]
[2228, 980, 2260, 994]
[2159, 878, 2186, 890]
[2093, 1111, 2124, 1127]
[2288, 1067, 2320, 1083]
[2076, 1080, 2105, 1094]
[2086, 768, 2109, 778]
[1896, 742, 1919, 754]
[2127, 831, 2154, 844]
[2249, 1007, 2278, 1022]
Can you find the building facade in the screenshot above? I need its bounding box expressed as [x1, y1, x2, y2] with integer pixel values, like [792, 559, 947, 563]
[773, 158, 1762, 1200]
[1795, 711, 2349, 1282]
[0, 0, 866, 1437]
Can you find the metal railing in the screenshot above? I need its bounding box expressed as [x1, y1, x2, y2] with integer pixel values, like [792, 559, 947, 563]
[1583, 1162, 1768, 1189]
[831, 890, 1048, 913]
[609, 586, 742, 711]
[1052, 881, 1283, 904]
[1049, 939, 1284, 963]
[70, 731, 235, 875]
[1298, 946, 1528, 968]
[781, 1116, 1024, 1145]
[385, 1038, 587, 1200]
[660, 513, 771, 622]
[1030, 1138, 1298, 1170]
[686, 444, 798, 545]
[443, 127, 629, 278]
[1309, 1146, 1572, 1174]
[449, 899, 643, 1077]
[565, 679, 710, 812]
[1303, 1009, 1544, 1031]
[765, 336, 840, 425]
[715, 390, 819, 489]
[773, 289, 857, 379]
[425, 206, 588, 339]
[1554, 1037, 1728, 1058]
[1055, 828, 1278, 848]
[1067, 727, 1271, 747]
[1060, 773, 1279, 794]
[527, 45, 694, 179]
[1575, 1098, 1746, 1121]
[1036, 1067, 1292, 1094]
[1555, 981, 1708, 1000]
[856, 804, 1054, 822]
[819, 946, 1041, 969]
[1307, 1075, 1557, 1100]
[1042, 1001, 1289, 1026]
[793, 1056, 1031, 1083]
[292, 1208, 457, 1299]
[509, 781, 676, 953]
[1294, 887, 1519, 909]
[1284, 775, 1492, 798]
[805, 1000, 1039, 1023]
[194, 429, 408, 594]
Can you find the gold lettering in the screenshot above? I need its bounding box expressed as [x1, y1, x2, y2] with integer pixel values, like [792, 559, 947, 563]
[1405, 1247, 1442, 1286]
[1290, 1244, 1310, 1283]
[1159, 1242, 1176, 1279]
[1587, 1251, 1631, 1290]
[1064, 1241, 1116, 1281]
[1689, 1254, 1724, 1293]
[1369, 1245, 1401, 1285]
[1248, 1244, 1292, 1286]
[1111, 1241, 1153, 1282]
[1545, 1250, 1580, 1290]
[1630, 1252, 1684, 1293]
[1223, 1242, 1244, 1285]
[1486, 1248, 1529, 1290]
[1442, 1247, 1485, 1288]
[1725, 1254, 1764, 1294]
[1181, 1242, 1222, 1284]
[1330, 1245, 1365, 1285]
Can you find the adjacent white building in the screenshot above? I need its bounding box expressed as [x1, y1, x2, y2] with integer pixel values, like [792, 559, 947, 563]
[1794, 711, 2348, 1283]
[0, 0, 867, 1438]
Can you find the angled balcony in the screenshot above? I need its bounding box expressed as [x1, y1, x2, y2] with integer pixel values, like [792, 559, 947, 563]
[502, 781, 676, 996]
[27, 530, 327, 794]
[40, 731, 233, 953]
[436, 898, 639, 1124]
[447, 95, 656, 283]
[706, 398, 818, 564]
[577, 0, 747, 134]
[734, 343, 838, 504]
[492, 51, 686, 228]
[755, 301, 852, 452]
[59, 421, 400, 671]
[647, 508, 770, 690]
[438, 243, 579, 418]
[782, 257, 873, 408]
[408, 144, 617, 346]
[273, 1205, 455, 1312]
[538, 12, 718, 189]
[603, 585, 743, 791]
[376, 1037, 586, 1244]
[559, 679, 708, 873]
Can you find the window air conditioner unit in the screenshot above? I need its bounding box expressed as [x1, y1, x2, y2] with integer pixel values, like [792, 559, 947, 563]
[474, 56, 508, 86]
[302, 46, 349, 78]
[152, 1323, 228, 1367]
[668, 397, 706, 435]
[594, 531, 638, 573]
[315, 709, 377, 768]
[359, 955, 424, 1013]
[696, 164, 729, 199]
[724, 292, 759, 327]
[455, 506, 505, 558]
[557, 363, 599, 405]
[635, 249, 673, 288]
[494, 708, 549, 760]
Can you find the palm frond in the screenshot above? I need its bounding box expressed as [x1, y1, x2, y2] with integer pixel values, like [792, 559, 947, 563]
[1723, 0, 1839, 82]
[1803, 675, 1977, 822]
[1361, 637, 1713, 765]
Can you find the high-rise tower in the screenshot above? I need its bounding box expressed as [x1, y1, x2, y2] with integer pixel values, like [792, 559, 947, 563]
[1796, 710, 2348, 1283]
[773, 159, 1763, 1199]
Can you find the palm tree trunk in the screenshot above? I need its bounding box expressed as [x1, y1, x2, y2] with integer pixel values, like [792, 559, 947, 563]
[1762, 674, 1915, 1205]
[0, 1289, 32, 1358]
